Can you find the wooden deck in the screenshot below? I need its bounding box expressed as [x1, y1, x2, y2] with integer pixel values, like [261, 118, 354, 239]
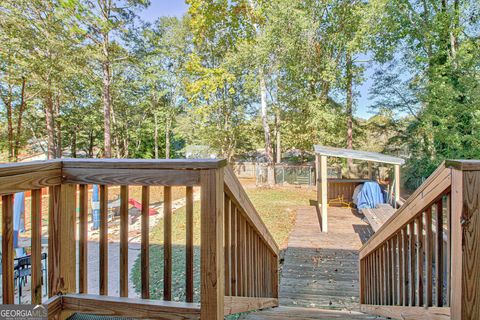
[242, 205, 382, 319]
[361, 204, 396, 232]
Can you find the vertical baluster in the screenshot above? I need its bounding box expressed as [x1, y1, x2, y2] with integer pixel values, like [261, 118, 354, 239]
[374, 249, 378, 305]
[242, 218, 247, 296]
[392, 236, 398, 305]
[141, 186, 150, 299]
[2, 194, 14, 303]
[398, 230, 404, 306]
[425, 206, 433, 306]
[245, 222, 252, 297]
[230, 204, 237, 297]
[120, 185, 129, 297]
[416, 213, 424, 306]
[164, 186, 172, 301]
[224, 195, 231, 296]
[409, 220, 415, 306]
[186, 186, 194, 302]
[236, 212, 243, 296]
[445, 194, 451, 306]
[402, 225, 408, 306]
[79, 185, 88, 294]
[387, 240, 392, 304]
[435, 199, 444, 307]
[272, 251, 278, 299]
[31, 189, 43, 304]
[99, 185, 108, 295]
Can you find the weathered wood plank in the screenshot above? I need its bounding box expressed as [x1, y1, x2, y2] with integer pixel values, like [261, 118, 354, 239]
[361, 304, 450, 320]
[435, 199, 444, 307]
[48, 186, 61, 297]
[425, 207, 433, 306]
[223, 296, 278, 315]
[225, 195, 231, 296]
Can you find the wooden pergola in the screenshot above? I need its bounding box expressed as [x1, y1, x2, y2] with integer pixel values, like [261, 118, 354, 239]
[314, 145, 405, 232]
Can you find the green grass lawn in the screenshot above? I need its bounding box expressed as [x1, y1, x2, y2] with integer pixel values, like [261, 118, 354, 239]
[131, 186, 316, 309]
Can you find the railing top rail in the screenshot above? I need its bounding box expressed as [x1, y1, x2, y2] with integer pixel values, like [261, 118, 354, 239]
[224, 166, 279, 255]
[62, 158, 228, 170]
[445, 159, 480, 171]
[359, 161, 451, 259]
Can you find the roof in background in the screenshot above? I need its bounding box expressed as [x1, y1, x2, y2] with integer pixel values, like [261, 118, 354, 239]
[314, 145, 405, 165]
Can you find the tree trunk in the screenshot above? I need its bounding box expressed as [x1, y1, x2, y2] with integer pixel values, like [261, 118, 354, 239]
[5, 85, 14, 162]
[165, 117, 170, 159]
[346, 53, 354, 173]
[55, 95, 62, 158]
[71, 130, 77, 158]
[13, 77, 27, 162]
[154, 113, 159, 159]
[260, 71, 273, 162]
[45, 90, 56, 159]
[102, 58, 112, 158]
[275, 110, 281, 163]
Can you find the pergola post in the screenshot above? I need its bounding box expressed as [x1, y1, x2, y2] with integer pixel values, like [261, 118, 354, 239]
[394, 164, 400, 206]
[316, 155, 328, 232]
[368, 161, 373, 180]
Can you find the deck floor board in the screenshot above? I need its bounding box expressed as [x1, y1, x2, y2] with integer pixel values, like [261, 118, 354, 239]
[241, 206, 383, 319]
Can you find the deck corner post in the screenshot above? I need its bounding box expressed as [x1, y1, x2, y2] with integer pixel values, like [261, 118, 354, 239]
[318, 155, 328, 232]
[200, 167, 225, 319]
[450, 166, 480, 319]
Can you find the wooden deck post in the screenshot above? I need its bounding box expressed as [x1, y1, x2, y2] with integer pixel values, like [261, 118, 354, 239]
[200, 168, 225, 319]
[48, 184, 77, 296]
[450, 164, 480, 319]
[394, 164, 400, 206]
[317, 155, 328, 232]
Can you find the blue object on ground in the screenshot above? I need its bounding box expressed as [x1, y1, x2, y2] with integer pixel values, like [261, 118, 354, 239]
[13, 192, 25, 248]
[357, 181, 385, 210]
[92, 185, 100, 230]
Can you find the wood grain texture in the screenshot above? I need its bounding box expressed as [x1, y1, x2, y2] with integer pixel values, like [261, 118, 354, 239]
[185, 186, 194, 303]
[79, 184, 88, 294]
[63, 168, 200, 186]
[230, 204, 238, 297]
[2, 194, 14, 304]
[416, 213, 424, 306]
[48, 185, 61, 297]
[456, 170, 480, 319]
[99, 185, 108, 296]
[224, 195, 231, 296]
[164, 186, 172, 301]
[120, 185, 129, 297]
[0, 160, 61, 177]
[0, 169, 61, 195]
[200, 168, 225, 319]
[425, 207, 433, 306]
[142, 186, 150, 299]
[223, 296, 278, 315]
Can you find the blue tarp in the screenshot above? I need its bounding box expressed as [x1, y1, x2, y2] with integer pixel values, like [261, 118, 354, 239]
[92, 185, 100, 230]
[357, 181, 385, 210]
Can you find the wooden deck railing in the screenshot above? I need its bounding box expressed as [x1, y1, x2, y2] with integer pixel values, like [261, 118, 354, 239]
[359, 160, 480, 320]
[0, 159, 279, 319]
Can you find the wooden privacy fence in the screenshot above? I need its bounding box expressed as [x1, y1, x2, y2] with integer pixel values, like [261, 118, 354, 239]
[0, 159, 279, 319]
[359, 160, 480, 320]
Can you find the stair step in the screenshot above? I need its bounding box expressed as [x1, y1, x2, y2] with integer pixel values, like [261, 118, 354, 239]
[239, 306, 386, 319]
